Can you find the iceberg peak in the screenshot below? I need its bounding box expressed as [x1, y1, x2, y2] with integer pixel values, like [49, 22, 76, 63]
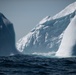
[39, 16, 51, 25]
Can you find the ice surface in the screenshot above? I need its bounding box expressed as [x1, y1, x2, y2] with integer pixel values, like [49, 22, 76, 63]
[53, 2, 76, 19]
[0, 13, 19, 56]
[56, 15, 76, 57]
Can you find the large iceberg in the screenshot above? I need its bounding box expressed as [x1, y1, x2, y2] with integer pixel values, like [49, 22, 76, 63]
[17, 2, 76, 56]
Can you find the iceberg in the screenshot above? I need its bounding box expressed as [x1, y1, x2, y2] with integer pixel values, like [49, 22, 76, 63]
[0, 13, 19, 56]
[17, 2, 76, 55]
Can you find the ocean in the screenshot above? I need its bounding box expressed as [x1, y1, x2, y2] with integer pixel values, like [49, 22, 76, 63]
[0, 54, 76, 75]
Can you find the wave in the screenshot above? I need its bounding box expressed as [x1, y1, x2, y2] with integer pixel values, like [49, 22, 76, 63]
[32, 51, 56, 57]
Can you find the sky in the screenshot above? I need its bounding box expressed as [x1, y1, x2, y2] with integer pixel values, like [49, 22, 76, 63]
[0, 0, 75, 41]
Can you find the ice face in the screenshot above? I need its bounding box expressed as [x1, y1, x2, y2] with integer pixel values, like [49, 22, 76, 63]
[56, 16, 76, 57]
[0, 13, 19, 56]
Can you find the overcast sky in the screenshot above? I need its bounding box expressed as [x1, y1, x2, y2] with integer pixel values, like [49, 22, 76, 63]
[0, 0, 75, 41]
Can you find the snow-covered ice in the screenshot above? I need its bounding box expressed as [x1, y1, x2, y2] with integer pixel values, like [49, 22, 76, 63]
[17, 2, 76, 57]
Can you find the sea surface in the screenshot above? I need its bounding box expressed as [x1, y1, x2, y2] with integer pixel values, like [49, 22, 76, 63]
[0, 54, 76, 75]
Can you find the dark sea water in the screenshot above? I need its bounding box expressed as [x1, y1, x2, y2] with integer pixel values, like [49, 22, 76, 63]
[0, 54, 76, 75]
